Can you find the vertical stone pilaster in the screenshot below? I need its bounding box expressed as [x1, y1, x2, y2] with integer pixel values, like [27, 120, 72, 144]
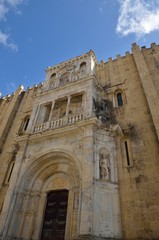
[66, 95, 71, 116]
[27, 102, 39, 133]
[31, 103, 41, 130]
[132, 43, 159, 140]
[79, 125, 94, 236]
[0, 86, 24, 152]
[0, 139, 28, 237]
[32, 192, 46, 240]
[48, 100, 55, 121]
[85, 83, 94, 118]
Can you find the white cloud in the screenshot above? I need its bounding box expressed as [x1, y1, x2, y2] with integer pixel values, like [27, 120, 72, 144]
[0, 30, 18, 51]
[116, 0, 159, 37]
[6, 0, 24, 6]
[99, 7, 103, 13]
[0, 0, 25, 19]
[0, 0, 26, 50]
[0, 1, 8, 20]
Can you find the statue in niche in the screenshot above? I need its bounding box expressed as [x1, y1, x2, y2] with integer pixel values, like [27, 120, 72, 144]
[99, 153, 110, 180]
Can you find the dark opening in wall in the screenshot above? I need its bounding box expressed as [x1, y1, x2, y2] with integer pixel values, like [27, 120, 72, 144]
[117, 92, 123, 106]
[19, 115, 30, 134]
[4, 160, 15, 185]
[125, 141, 130, 166]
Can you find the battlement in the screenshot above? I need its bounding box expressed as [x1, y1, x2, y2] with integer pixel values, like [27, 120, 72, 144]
[2, 43, 159, 98]
[97, 42, 159, 68]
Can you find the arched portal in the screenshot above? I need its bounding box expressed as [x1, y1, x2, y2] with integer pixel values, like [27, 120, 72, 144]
[3, 151, 81, 240]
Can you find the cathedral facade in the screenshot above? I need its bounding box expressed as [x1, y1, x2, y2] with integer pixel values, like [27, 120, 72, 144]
[0, 43, 159, 240]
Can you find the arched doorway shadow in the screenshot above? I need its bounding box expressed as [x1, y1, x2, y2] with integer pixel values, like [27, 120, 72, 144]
[4, 151, 81, 240]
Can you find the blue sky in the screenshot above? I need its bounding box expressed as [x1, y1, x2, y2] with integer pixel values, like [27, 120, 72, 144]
[0, 0, 159, 96]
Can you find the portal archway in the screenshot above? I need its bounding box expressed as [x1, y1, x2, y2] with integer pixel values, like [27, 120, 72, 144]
[4, 151, 81, 240]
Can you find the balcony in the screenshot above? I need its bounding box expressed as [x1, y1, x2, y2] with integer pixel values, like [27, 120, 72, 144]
[33, 113, 84, 133]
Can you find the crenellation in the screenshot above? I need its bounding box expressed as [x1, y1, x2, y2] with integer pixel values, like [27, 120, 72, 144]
[100, 60, 105, 64]
[151, 42, 159, 49]
[116, 54, 121, 59]
[108, 57, 113, 62]
[132, 42, 138, 49]
[125, 51, 131, 57]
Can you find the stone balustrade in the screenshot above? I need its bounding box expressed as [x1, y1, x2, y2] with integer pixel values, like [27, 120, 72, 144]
[33, 113, 84, 133]
[33, 123, 46, 132]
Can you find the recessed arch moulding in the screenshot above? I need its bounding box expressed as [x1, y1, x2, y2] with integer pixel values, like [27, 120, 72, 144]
[0, 149, 82, 240]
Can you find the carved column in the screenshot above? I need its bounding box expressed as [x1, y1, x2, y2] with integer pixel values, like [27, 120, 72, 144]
[66, 96, 71, 116]
[31, 103, 41, 130]
[49, 100, 55, 121]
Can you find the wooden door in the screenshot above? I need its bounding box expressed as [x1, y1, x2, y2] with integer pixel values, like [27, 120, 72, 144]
[41, 190, 68, 240]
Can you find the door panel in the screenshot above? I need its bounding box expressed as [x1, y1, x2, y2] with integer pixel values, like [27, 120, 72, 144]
[41, 190, 68, 240]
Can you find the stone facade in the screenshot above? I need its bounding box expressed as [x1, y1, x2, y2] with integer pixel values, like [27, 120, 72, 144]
[0, 43, 159, 240]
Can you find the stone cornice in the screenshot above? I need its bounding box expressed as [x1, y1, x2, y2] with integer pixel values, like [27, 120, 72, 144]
[38, 74, 97, 97]
[45, 50, 98, 72]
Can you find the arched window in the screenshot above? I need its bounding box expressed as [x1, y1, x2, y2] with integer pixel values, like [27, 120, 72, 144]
[117, 92, 123, 107]
[80, 62, 86, 74]
[50, 73, 56, 88]
[50, 73, 56, 79]
[59, 72, 69, 86]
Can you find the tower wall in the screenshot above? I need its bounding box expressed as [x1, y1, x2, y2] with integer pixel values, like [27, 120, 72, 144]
[96, 43, 159, 239]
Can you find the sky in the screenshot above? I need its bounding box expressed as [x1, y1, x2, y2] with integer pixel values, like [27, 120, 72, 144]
[0, 0, 159, 96]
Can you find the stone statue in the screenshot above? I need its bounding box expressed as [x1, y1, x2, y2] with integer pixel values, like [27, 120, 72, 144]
[99, 154, 110, 180]
[93, 98, 111, 123]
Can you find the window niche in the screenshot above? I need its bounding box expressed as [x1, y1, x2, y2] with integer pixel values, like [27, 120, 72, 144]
[49, 73, 57, 88]
[59, 72, 70, 86]
[114, 89, 125, 107]
[37, 103, 52, 124]
[69, 94, 83, 115]
[117, 92, 123, 106]
[51, 98, 67, 120]
[19, 115, 30, 134]
[80, 62, 87, 75]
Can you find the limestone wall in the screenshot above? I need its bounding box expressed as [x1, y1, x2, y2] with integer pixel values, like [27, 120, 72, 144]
[96, 43, 159, 239]
[0, 85, 42, 222]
